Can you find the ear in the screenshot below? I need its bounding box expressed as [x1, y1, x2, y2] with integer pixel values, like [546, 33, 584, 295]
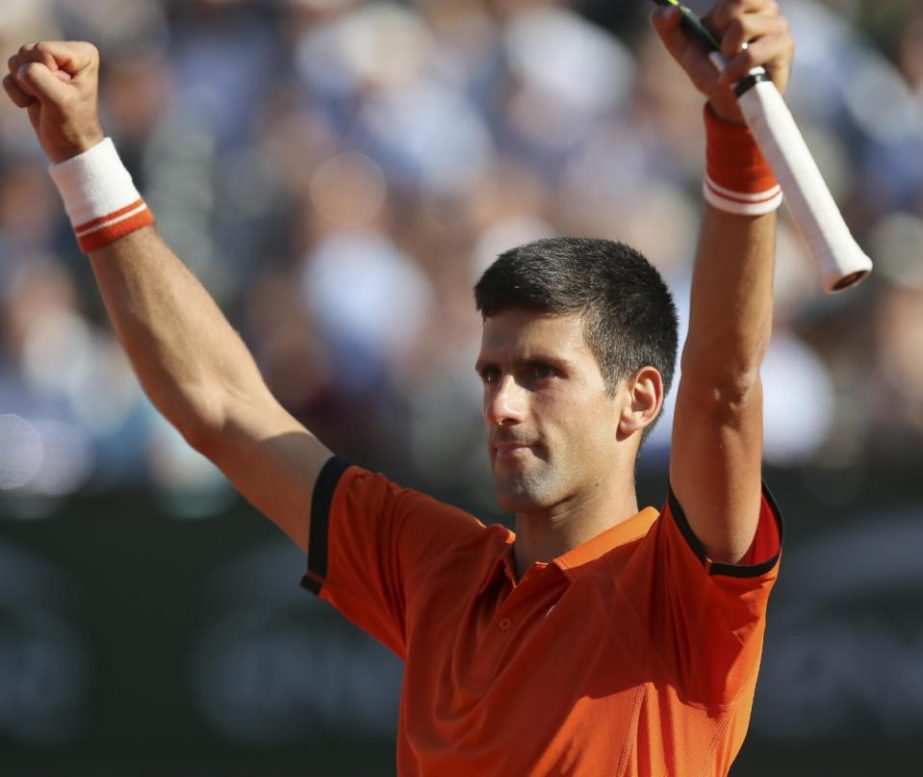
[616, 366, 664, 441]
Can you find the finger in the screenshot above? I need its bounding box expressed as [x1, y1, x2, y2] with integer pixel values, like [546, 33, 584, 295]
[2, 73, 36, 107]
[709, 0, 777, 33]
[651, 7, 708, 70]
[721, 32, 793, 85]
[16, 61, 69, 104]
[650, 6, 684, 43]
[651, 7, 726, 93]
[720, 13, 789, 59]
[18, 42, 57, 73]
[20, 41, 96, 79]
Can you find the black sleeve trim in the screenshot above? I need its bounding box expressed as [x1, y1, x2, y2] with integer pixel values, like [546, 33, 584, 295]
[667, 482, 784, 579]
[300, 456, 350, 596]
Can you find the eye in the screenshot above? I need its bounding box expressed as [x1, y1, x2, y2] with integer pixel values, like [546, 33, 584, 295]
[529, 362, 556, 381]
[479, 366, 500, 385]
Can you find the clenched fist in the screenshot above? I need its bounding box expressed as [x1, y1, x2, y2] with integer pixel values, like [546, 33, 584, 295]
[4, 41, 105, 163]
[651, 0, 794, 124]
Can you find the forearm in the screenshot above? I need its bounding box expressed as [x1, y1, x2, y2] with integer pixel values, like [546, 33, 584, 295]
[654, 0, 793, 564]
[6, 40, 333, 550]
[682, 205, 775, 393]
[90, 222, 332, 550]
[89, 225, 270, 448]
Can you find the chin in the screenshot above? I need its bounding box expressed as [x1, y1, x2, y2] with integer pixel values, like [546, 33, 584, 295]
[493, 476, 557, 514]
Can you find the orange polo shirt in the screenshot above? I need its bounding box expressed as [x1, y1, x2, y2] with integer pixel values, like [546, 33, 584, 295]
[301, 457, 782, 777]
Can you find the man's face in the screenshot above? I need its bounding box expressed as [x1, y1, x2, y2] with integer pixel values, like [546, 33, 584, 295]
[476, 309, 624, 515]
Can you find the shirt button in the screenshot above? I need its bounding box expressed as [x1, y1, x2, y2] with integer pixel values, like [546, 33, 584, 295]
[498, 618, 512, 631]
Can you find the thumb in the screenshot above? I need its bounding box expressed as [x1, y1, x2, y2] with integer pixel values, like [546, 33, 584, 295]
[650, 6, 687, 60]
[17, 61, 69, 105]
[649, 5, 727, 101]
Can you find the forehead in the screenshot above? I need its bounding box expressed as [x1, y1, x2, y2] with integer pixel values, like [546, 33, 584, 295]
[478, 309, 590, 360]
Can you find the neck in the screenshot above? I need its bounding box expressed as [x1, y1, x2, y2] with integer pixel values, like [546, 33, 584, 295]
[512, 478, 639, 579]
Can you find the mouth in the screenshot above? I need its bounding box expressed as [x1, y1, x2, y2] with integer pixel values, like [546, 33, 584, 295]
[492, 441, 535, 460]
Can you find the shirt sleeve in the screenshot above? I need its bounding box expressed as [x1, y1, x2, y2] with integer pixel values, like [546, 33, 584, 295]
[300, 457, 493, 658]
[620, 484, 783, 707]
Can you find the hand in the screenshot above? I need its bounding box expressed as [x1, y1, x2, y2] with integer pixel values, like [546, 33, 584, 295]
[651, 0, 794, 124]
[4, 41, 105, 163]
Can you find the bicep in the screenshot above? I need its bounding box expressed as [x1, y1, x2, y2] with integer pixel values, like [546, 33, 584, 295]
[200, 392, 333, 551]
[668, 372, 764, 564]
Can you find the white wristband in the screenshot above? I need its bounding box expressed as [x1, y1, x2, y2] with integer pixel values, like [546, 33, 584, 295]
[49, 138, 154, 252]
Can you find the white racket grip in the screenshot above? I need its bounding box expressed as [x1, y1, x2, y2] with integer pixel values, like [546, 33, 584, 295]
[737, 80, 873, 291]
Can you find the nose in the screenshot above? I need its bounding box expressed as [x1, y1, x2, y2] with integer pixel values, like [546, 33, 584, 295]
[485, 375, 526, 426]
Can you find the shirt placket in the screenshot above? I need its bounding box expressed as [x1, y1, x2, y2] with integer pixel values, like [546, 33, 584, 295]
[467, 563, 560, 689]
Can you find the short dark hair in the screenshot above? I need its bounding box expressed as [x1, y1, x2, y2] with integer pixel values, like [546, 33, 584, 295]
[474, 236, 679, 434]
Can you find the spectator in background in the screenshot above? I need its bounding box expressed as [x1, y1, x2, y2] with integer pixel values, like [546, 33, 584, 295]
[0, 0, 920, 510]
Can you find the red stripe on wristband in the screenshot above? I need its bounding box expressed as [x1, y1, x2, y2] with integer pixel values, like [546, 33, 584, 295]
[74, 198, 148, 234]
[76, 202, 155, 252]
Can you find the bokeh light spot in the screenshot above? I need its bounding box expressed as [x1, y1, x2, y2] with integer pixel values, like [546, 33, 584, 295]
[0, 415, 43, 491]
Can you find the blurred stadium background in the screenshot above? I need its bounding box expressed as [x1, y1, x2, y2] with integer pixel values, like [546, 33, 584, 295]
[0, 0, 921, 774]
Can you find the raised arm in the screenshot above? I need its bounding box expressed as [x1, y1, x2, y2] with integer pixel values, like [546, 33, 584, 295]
[4, 42, 332, 551]
[651, 1, 794, 563]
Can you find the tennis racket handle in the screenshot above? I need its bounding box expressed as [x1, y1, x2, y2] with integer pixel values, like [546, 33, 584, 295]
[737, 80, 873, 292]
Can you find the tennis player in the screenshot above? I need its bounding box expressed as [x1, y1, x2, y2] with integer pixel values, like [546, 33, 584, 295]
[5, 1, 793, 773]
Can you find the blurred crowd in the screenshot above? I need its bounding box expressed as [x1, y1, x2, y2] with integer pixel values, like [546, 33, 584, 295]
[0, 0, 921, 516]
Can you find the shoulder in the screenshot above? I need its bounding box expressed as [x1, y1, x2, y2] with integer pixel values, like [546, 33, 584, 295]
[319, 459, 508, 561]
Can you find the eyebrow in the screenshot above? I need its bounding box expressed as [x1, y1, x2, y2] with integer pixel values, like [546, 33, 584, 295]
[474, 354, 571, 374]
[474, 358, 494, 375]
